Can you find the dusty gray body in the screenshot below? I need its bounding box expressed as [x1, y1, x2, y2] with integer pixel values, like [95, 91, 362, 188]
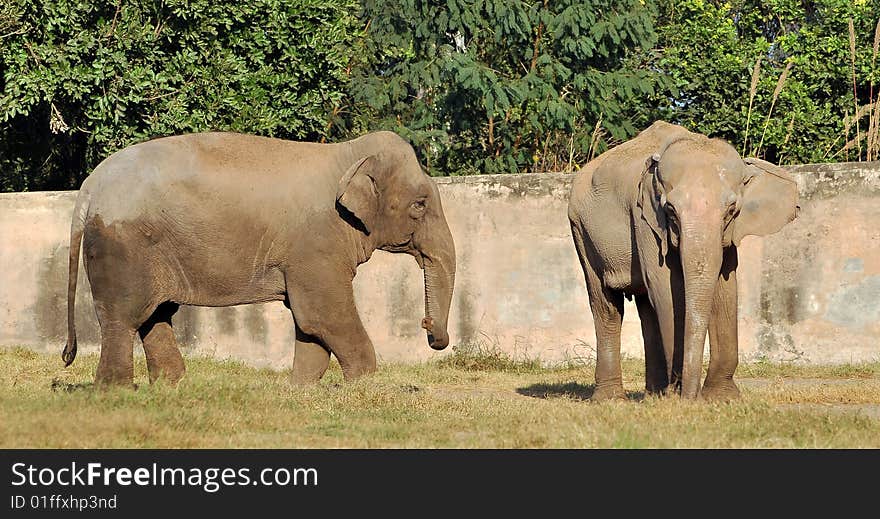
[63, 131, 456, 386]
[568, 121, 798, 400]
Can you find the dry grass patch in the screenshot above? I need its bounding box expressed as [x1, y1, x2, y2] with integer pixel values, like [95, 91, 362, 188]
[1, 348, 878, 448]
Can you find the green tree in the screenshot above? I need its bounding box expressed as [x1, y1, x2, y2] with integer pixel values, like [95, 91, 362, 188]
[645, 0, 880, 164]
[5, 0, 878, 193]
[336, 0, 669, 175]
[0, 0, 359, 192]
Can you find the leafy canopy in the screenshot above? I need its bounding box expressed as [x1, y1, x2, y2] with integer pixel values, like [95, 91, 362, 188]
[0, 0, 359, 191]
[2, 0, 880, 192]
[337, 0, 667, 175]
[644, 0, 880, 164]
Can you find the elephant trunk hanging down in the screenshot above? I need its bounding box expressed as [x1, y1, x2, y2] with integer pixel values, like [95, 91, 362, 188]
[62, 131, 456, 387]
[568, 121, 798, 400]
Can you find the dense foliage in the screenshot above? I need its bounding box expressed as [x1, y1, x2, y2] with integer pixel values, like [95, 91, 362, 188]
[644, 0, 880, 165]
[0, 0, 359, 191]
[338, 0, 667, 174]
[1, 0, 879, 190]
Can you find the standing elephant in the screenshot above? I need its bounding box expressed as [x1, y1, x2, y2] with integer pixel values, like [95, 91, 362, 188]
[567, 121, 798, 400]
[62, 131, 456, 387]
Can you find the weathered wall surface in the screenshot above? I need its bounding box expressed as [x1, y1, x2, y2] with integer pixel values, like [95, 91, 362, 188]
[742, 162, 880, 363]
[1, 162, 878, 369]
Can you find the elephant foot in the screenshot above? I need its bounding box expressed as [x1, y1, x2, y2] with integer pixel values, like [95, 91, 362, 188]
[148, 364, 186, 386]
[591, 383, 626, 402]
[95, 365, 136, 389]
[291, 337, 331, 386]
[146, 353, 186, 386]
[290, 370, 323, 386]
[645, 386, 669, 398]
[337, 351, 378, 381]
[340, 365, 377, 382]
[94, 376, 137, 390]
[645, 370, 669, 396]
[701, 379, 741, 401]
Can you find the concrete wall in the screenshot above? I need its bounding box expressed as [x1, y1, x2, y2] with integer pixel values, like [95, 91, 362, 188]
[2, 162, 879, 369]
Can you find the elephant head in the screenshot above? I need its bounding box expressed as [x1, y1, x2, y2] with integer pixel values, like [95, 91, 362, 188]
[637, 136, 798, 397]
[336, 136, 456, 351]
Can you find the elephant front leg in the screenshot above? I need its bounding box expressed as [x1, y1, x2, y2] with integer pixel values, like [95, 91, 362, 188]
[291, 326, 331, 385]
[286, 272, 377, 382]
[703, 247, 741, 401]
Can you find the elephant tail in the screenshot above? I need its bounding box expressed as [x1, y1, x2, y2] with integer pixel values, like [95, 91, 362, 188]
[62, 188, 89, 367]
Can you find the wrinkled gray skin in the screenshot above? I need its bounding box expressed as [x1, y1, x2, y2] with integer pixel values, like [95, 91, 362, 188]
[62, 131, 456, 387]
[568, 121, 798, 400]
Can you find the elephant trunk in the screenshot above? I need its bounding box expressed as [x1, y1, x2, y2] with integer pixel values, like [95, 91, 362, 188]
[419, 219, 456, 351]
[678, 220, 723, 399]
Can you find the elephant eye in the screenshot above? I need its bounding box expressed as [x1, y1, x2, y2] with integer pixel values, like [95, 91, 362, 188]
[726, 202, 739, 217]
[410, 200, 427, 218]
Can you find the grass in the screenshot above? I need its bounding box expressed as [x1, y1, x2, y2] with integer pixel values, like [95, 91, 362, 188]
[1, 347, 879, 448]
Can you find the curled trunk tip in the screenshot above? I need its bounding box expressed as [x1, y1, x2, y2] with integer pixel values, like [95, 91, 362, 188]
[421, 317, 434, 332]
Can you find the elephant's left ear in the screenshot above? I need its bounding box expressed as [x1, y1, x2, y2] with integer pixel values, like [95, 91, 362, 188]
[732, 157, 800, 246]
[337, 156, 380, 234]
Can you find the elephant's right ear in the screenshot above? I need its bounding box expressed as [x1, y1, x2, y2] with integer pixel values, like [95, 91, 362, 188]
[337, 156, 380, 234]
[637, 153, 668, 261]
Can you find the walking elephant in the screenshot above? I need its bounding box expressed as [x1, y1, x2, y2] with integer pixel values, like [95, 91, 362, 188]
[62, 131, 456, 387]
[567, 121, 798, 400]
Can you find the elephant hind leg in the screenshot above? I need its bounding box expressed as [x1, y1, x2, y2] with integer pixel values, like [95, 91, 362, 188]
[84, 218, 163, 387]
[291, 326, 331, 385]
[94, 318, 137, 387]
[635, 295, 669, 395]
[89, 273, 153, 388]
[138, 302, 186, 385]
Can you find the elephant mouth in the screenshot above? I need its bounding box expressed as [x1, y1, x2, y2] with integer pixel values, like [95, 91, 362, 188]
[381, 235, 416, 254]
[383, 241, 426, 268]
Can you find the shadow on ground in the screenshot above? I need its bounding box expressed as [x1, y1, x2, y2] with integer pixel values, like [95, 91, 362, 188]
[50, 379, 95, 392]
[516, 382, 644, 402]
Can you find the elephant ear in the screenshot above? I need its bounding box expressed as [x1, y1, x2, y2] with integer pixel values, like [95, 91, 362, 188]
[337, 156, 380, 234]
[732, 157, 799, 246]
[636, 153, 668, 261]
